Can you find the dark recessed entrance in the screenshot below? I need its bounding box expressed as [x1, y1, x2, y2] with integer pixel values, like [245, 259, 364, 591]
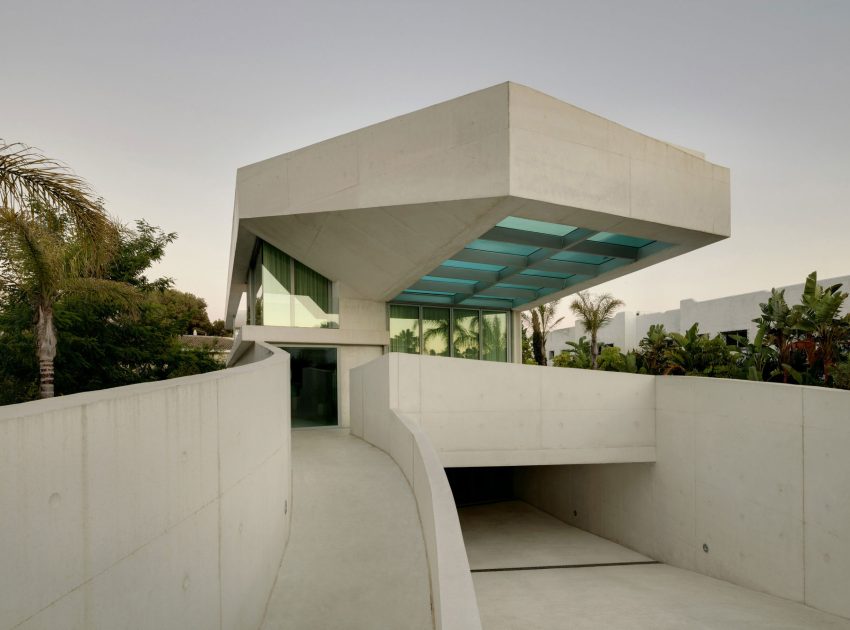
[282, 347, 338, 428]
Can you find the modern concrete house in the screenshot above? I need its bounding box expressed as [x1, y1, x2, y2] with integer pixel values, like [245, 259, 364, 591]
[225, 81, 731, 427]
[4, 84, 850, 630]
[547, 273, 850, 359]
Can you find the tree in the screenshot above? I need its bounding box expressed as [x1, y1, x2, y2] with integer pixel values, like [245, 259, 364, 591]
[521, 300, 564, 366]
[753, 288, 798, 383]
[569, 291, 624, 369]
[638, 324, 672, 375]
[553, 336, 591, 368]
[0, 142, 128, 398]
[791, 271, 850, 386]
[0, 218, 221, 403]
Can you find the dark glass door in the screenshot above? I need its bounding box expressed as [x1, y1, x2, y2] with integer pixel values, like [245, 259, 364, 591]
[282, 347, 338, 428]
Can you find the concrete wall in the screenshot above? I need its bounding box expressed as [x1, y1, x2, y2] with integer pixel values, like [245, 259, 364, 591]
[350, 355, 482, 630]
[0, 343, 291, 630]
[514, 377, 850, 620]
[385, 353, 656, 467]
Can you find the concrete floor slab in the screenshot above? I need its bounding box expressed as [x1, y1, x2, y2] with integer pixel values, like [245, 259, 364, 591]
[474, 564, 850, 630]
[459, 500, 651, 570]
[464, 501, 850, 629]
[261, 428, 433, 630]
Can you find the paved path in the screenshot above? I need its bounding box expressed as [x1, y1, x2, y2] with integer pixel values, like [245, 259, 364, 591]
[463, 501, 850, 630]
[262, 428, 433, 630]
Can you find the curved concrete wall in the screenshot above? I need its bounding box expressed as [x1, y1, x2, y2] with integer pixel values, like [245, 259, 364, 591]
[515, 377, 850, 620]
[350, 355, 482, 630]
[0, 342, 291, 630]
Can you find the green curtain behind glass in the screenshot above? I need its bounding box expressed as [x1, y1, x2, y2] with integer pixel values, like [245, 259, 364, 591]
[262, 241, 291, 292]
[482, 311, 507, 361]
[295, 260, 331, 313]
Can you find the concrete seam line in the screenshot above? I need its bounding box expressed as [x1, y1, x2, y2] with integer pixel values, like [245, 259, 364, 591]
[9, 493, 224, 630]
[471, 561, 661, 573]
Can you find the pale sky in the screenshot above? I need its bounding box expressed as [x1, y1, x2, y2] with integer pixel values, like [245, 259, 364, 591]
[2, 1, 848, 323]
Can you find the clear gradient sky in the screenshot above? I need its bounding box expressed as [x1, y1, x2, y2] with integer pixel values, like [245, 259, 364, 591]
[2, 1, 848, 323]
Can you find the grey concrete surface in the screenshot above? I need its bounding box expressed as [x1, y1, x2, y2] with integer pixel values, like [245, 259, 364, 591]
[459, 501, 651, 570]
[261, 428, 433, 630]
[464, 501, 850, 630]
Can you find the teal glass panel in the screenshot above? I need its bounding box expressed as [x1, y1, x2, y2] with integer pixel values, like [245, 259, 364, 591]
[453, 309, 479, 360]
[403, 289, 455, 296]
[396, 292, 453, 305]
[495, 282, 539, 291]
[588, 232, 654, 248]
[389, 304, 420, 354]
[459, 297, 514, 309]
[496, 216, 577, 237]
[442, 260, 505, 272]
[520, 269, 575, 280]
[481, 311, 508, 362]
[551, 251, 611, 265]
[466, 239, 539, 256]
[422, 275, 478, 285]
[422, 307, 450, 357]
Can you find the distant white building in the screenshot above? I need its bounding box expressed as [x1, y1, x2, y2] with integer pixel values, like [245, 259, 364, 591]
[546, 274, 850, 359]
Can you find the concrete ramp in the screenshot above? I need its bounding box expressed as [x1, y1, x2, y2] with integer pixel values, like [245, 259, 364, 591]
[261, 429, 433, 630]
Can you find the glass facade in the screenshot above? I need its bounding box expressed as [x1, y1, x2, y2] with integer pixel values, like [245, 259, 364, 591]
[389, 304, 420, 354]
[482, 311, 508, 362]
[453, 309, 479, 359]
[389, 304, 509, 362]
[248, 240, 338, 328]
[422, 307, 450, 357]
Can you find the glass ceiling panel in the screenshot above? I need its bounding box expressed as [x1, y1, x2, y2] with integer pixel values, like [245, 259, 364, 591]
[551, 251, 611, 265]
[403, 289, 455, 296]
[394, 219, 674, 309]
[442, 259, 505, 272]
[422, 275, 478, 285]
[496, 216, 578, 237]
[589, 232, 655, 248]
[520, 269, 575, 280]
[496, 282, 541, 291]
[466, 239, 539, 257]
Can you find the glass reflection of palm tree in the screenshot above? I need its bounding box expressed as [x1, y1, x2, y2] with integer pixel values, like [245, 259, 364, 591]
[391, 328, 418, 354]
[454, 314, 479, 359]
[482, 315, 506, 361]
[422, 310, 450, 357]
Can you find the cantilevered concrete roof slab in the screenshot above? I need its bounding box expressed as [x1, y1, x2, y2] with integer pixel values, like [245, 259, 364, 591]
[226, 82, 730, 324]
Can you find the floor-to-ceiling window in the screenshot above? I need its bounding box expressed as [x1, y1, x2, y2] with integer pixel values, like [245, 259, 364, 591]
[248, 240, 339, 328]
[388, 304, 510, 361]
[422, 307, 450, 357]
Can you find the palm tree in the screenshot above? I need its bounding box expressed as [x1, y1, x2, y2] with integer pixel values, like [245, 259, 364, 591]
[521, 300, 564, 366]
[0, 142, 125, 398]
[569, 291, 624, 369]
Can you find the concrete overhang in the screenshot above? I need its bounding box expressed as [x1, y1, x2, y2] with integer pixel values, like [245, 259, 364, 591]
[226, 82, 730, 326]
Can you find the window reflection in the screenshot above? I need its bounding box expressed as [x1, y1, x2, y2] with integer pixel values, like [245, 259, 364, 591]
[389, 305, 420, 354]
[453, 309, 479, 360]
[422, 307, 450, 357]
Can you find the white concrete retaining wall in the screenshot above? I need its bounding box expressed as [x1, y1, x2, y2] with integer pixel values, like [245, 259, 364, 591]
[385, 353, 656, 467]
[350, 354, 482, 630]
[0, 342, 291, 630]
[515, 376, 850, 620]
